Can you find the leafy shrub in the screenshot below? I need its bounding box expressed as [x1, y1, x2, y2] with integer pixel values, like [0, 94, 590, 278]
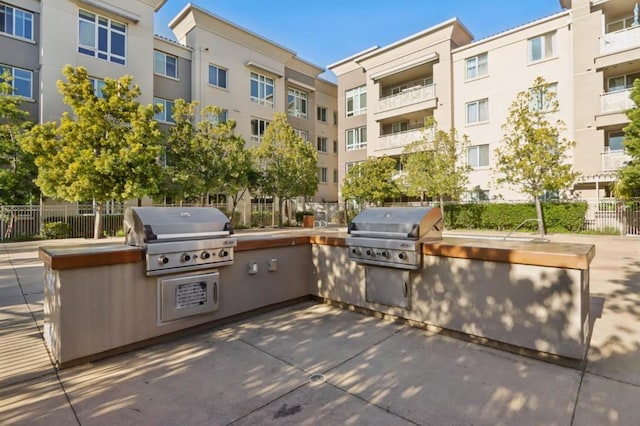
[41, 222, 71, 239]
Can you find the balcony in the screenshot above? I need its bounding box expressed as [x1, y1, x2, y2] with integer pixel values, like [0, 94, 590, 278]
[375, 128, 423, 153]
[600, 25, 640, 54]
[602, 149, 632, 171]
[378, 84, 436, 114]
[601, 89, 635, 113]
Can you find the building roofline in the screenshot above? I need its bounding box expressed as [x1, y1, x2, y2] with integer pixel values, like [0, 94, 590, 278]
[154, 34, 193, 51]
[452, 10, 570, 53]
[169, 3, 296, 56]
[327, 45, 380, 70]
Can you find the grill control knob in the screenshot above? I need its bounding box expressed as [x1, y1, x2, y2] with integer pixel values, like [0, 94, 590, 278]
[366, 249, 373, 256]
[219, 250, 229, 258]
[351, 248, 361, 255]
[381, 251, 388, 258]
[181, 253, 191, 262]
[200, 251, 211, 260]
[398, 252, 406, 260]
[158, 255, 170, 265]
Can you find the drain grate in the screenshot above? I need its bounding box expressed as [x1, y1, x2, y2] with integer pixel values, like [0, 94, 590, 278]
[309, 373, 325, 384]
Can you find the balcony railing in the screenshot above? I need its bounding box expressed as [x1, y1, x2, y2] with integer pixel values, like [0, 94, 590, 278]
[376, 129, 423, 151]
[378, 84, 436, 113]
[601, 89, 635, 113]
[600, 25, 640, 54]
[602, 149, 632, 171]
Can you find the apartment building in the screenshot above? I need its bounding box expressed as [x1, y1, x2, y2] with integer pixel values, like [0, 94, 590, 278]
[168, 4, 339, 204]
[330, 0, 640, 202]
[1, 1, 338, 209]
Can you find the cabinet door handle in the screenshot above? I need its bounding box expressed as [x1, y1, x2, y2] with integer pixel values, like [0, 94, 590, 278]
[403, 281, 408, 298]
[213, 282, 218, 303]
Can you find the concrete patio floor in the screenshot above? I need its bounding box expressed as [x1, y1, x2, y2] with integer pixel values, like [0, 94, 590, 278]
[0, 233, 639, 425]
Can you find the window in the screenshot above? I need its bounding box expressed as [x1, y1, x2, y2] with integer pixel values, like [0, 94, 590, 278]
[251, 72, 274, 107]
[466, 99, 489, 124]
[529, 82, 558, 112]
[317, 137, 327, 152]
[346, 86, 366, 117]
[607, 16, 634, 33]
[154, 97, 175, 123]
[333, 140, 338, 153]
[78, 9, 126, 65]
[317, 106, 327, 122]
[391, 85, 408, 95]
[208, 64, 227, 89]
[319, 167, 328, 183]
[333, 168, 339, 183]
[251, 118, 270, 142]
[154, 51, 177, 78]
[467, 189, 490, 202]
[466, 53, 488, 80]
[391, 121, 409, 133]
[1, 3, 33, 40]
[467, 144, 489, 168]
[333, 110, 338, 125]
[208, 109, 228, 125]
[607, 131, 625, 152]
[345, 161, 362, 175]
[608, 72, 640, 92]
[0, 65, 32, 98]
[346, 126, 367, 150]
[528, 32, 556, 63]
[288, 88, 307, 118]
[294, 129, 308, 142]
[89, 77, 105, 98]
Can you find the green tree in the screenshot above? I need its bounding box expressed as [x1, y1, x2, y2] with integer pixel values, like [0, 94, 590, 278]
[341, 156, 402, 206]
[617, 78, 640, 198]
[162, 101, 253, 216]
[402, 119, 470, 220]
[254, 113, 318, 228]
[494, 77, 578, 238]
[22, 66, 162, 239]
[0, 70, 38, 205]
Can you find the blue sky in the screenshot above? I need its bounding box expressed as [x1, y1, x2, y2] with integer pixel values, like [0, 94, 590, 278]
[154, 0, 565, 81]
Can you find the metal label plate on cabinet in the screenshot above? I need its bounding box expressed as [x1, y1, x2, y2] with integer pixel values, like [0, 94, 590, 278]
[158, 272, 219, 324]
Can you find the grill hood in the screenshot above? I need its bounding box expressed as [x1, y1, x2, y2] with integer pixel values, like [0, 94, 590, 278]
[124, 207, 233, 247]
[348, 207, 443, 241]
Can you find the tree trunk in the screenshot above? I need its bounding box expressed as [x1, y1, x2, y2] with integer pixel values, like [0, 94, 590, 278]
[439, 195, 445, 230]
[534, 197, 546, 239]
[277, 197, 284, 228]
[93, 201, 104, 239]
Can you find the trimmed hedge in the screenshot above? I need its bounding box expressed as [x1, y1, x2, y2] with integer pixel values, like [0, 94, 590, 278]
[444, 202, 588, 233]
[43, 214, 124, 238]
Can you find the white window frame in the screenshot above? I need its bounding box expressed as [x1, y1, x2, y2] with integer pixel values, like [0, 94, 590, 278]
[294, 128, 308, 142]
[467, 189, 490, 202]
[154, 97, 175, 124]
[208, 109, 228, 125]
[607, 16, 634, 33]
[467, 144, 490, 168]
[317, 106, 327, 122]
[154, 51, 177, 79]
[288, 87, 307, 119]
[346, 85, 367, 117]
[0, 64, 32, 99]
[607, 130, 625, 153]
[251, 118, 270, 142]
[208, 64, 227, 89]
[529, 82, 558, 112]
[528, 32, 556, 63]
[78, 9, 126, 65]
[89, 77, 105, 98]
[607, 72, 640, 92]
[317, 137, 328, 153]
[319, 167, 328, 183]
[250, 72, 274, 107]
[465, 52, 488, 80]
[346, 126, 367, 151]
[466, 98, 489, 124]
[391, 121, 409, 134]
[0, 3, 33, 40]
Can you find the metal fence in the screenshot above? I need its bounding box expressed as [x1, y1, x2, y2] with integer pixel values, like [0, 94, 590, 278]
[2, 199, 639, 241]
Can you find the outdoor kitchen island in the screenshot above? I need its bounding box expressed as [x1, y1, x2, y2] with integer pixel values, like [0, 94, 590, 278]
[40, 228, 595, 369]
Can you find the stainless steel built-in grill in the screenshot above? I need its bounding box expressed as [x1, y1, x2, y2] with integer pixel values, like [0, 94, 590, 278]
[347, 207, 443, 270]
[124, 207, 237, 276]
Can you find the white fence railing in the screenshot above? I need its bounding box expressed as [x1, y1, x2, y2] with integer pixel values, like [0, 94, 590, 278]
[378, 84, 436, 113]
[601, 89, 635, 113]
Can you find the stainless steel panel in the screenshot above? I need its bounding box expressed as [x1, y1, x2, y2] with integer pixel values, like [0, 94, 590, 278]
[348, 207, 442, 240]
[158, 272, 219, 323]
[365, 265, 411, 309]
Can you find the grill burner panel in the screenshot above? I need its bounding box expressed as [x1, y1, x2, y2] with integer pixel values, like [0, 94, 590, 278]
[347, 207, 442, 270]
[124, 207, 237, 276]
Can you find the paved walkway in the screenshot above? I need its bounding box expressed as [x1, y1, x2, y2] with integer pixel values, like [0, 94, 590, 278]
[0, 234, 639, 425]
